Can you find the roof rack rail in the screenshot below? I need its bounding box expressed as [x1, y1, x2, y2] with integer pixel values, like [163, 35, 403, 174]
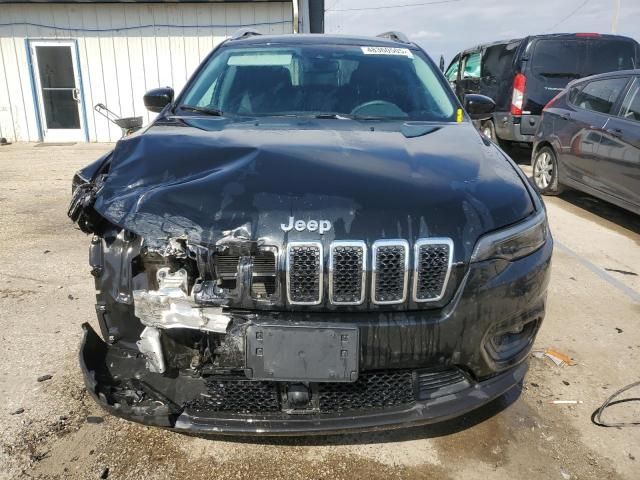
[376, 31, 410, 44]
[230, 28, 262, 41]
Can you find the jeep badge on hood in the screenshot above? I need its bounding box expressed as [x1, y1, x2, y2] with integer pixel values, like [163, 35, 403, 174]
[280, 217, 332, 234]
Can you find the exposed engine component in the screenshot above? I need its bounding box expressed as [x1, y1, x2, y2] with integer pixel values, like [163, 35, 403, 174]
[133, 267, 231, 334]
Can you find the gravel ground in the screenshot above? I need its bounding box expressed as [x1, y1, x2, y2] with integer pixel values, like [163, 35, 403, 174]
[0, 143, 639, 480]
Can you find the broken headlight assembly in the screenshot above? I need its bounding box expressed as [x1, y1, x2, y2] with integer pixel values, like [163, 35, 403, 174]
[470, 210, 548, 263]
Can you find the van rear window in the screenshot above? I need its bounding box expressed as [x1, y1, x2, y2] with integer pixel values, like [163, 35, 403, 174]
[585, 40, 637, 75]
[531, 39, 637, 78]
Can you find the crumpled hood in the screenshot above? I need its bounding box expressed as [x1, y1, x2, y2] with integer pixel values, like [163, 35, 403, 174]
[92, 118, 533, 260]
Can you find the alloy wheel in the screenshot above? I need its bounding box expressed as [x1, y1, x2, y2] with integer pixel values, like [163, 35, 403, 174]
[534, 151, 553, 189]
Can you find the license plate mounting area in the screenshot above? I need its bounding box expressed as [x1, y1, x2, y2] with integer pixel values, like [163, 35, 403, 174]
[245, 324, 359, 382]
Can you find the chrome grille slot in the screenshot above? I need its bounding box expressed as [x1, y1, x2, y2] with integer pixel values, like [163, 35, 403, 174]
[253, 251, 276, 275]
[287, 242, 323, 305]
[372, 240, 409, 305]
[213, 254, 240, 279]
[413, 239, 453, 302]
[251, 248, 278, 299]
[329, 241, 366, 305]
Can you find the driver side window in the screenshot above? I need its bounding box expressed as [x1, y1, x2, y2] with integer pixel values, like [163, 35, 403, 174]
[619, 78, 640, 122]
[444, 56, 459, 83]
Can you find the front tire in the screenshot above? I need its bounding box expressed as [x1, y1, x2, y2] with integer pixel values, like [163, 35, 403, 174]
[532, 146, 563, 195]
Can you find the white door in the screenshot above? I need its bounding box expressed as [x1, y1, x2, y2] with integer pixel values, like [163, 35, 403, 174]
[31, 40, 86, 142]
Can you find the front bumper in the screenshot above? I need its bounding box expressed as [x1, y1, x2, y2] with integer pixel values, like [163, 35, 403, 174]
[78, 238, 551, 435]
[80, 322, 528, 435]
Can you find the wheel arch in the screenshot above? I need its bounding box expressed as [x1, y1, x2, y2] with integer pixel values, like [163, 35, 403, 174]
[533, 141, 563, 179]
[532, 140, 554, 164]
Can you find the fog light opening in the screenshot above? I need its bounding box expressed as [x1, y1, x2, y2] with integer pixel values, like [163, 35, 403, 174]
[485, 318, 541, 366]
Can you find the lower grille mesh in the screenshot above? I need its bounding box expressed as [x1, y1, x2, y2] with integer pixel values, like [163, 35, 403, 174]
[190, 378, 280, 414]
[318, 370, 415, 412]
[186, 369, 468, 415]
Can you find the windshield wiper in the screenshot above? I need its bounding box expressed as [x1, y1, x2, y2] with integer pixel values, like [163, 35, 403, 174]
[352, 115, 408, 121]
[314, 113, 350, 119]
[180, 105, 224, 116]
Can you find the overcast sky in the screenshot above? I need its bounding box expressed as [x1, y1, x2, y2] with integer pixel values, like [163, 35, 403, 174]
[324, 0, 640, 64]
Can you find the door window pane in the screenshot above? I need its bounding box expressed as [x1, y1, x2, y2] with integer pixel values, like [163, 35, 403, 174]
[573, 77, 628, 114]
[444, 58, 459, 82]
[461, 52, 481, 79]
[42, 89, 80, 129]
[481, 43, 516, 79]
[36, 46, 76, 88]
[620, 79, 640, 122]
[36, 45, 80, 130]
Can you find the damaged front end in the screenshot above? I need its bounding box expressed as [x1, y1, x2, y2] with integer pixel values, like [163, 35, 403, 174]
[72, 219, 546, 434]
[69, 119, 551, 435]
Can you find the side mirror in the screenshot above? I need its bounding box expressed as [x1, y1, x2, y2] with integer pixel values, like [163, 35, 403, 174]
[464, 94, 495, 120]
[143, 87, 174, 113]
[439, 55, 445, 72]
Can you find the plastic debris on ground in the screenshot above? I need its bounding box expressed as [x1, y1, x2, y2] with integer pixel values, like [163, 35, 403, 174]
[532, 349, 577, 366]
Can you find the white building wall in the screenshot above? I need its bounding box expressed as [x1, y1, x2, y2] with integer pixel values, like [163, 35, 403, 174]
[0, 2, 293, 142]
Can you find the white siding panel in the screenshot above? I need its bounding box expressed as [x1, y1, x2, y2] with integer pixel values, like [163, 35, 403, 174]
[97, 7, 122, 141]
[110, 7, 136, 120]
[167, 4, 188, 93]
[12, 4, 42, 141]
[225, 6, 241, 42]
[0, 34, 29, 141]
[270, 2, 287, 35]
[195, 4, 214, 61]
[139, 5, 161, 125]
[0, 2, 293, 142]
[80, 6, 105, 142]
[9, 37, 35, 141]
[0, 42, 17, 141]
[153, 6, 175, 91]
[123, 6, 149, 121]
[182, 7, 201, 82]
[211, 5, 228, 56]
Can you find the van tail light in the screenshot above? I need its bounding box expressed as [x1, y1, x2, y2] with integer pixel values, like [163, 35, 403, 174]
[511, 73, 526, 116]
[543, 91, 564, 111]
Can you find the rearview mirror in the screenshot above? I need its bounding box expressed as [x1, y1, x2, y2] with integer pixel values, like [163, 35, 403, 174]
[143, 87, 174, 113]
[464, 94, 495, 119]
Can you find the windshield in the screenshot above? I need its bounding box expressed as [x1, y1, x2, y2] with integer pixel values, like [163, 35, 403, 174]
[179, 44, 457, 121]
[530, 38, 637, 78]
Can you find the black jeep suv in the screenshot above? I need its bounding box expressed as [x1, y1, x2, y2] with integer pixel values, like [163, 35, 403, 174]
[69, 31, 552, 435]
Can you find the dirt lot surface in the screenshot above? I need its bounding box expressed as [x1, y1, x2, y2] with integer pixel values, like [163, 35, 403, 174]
[1, 143, 639, 480]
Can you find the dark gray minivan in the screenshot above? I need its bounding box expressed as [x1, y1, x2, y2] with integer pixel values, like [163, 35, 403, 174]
[446, 33, 640, 146]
